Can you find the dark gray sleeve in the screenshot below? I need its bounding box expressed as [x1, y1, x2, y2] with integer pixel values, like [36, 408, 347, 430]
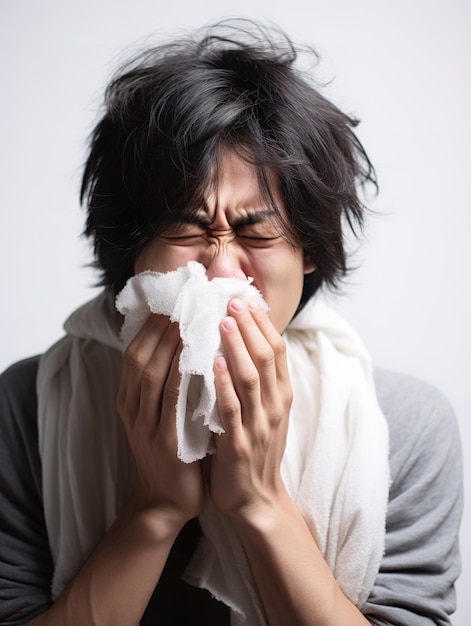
[0, 357, 53, 625]
[363, 369, 463, 626]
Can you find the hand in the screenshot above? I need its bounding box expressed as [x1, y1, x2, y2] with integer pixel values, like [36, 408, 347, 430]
[117, 314, 205, 527]
[210, 298, 292, 521]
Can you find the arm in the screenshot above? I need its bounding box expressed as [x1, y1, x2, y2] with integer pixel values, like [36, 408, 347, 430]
[0, 357, 53, 625]
[27, 314, 205, 626]
[26, 495, 183, 626]
[362, 370, 463, 626]
[210, 298, 370, 626]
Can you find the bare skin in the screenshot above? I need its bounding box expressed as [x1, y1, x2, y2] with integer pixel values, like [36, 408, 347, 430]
[27, 151, 371, 625]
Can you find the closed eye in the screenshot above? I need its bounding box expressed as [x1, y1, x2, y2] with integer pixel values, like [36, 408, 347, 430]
[237, 234, 282, 249]
[163, 234, 204, 240]
[160, 224, 206, 240]
[238, 234, 281, 241]
[159, 218, 283, 245]
[236, 222, 282, 242]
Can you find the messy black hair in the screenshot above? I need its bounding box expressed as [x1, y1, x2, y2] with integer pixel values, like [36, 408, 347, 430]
[82, 19, 377, 308]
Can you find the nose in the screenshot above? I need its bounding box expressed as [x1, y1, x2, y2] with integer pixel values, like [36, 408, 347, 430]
[204, 244, 247, 281]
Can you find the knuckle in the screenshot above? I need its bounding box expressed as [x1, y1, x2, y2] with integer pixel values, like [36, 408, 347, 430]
[241, 370, 260, 392]
[230, 436, 249, 459]
[268, 409, 284, 429]
[240, 367, 260, 392]
[221, 399, 240, 421]
[252, 425, 270, 448]
[124, 346, 145, 370]
[272, 335, 287, 358]
[142, 365, 160, 386]
[258, 346, 275, 369]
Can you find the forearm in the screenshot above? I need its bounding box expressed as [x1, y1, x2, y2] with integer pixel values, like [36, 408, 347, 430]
[26, 496, 183, 626]
[232, 493, 371, 626]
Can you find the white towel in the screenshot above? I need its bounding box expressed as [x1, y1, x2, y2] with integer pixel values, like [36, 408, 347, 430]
[37, 263, 389, 619]
[115, 261, 268, 463]
[184, 292, 390, 622]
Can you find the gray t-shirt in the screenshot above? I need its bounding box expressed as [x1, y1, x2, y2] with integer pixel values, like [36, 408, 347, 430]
[0, 357, 463, 625]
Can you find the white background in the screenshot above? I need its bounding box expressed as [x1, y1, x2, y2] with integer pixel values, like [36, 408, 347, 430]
[1, 0, 469, 622]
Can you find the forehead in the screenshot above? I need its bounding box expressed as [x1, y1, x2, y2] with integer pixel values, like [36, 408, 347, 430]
[199, 149, 285, 219]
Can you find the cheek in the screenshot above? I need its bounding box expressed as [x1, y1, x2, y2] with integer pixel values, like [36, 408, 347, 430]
[269, 276, 304, 332]
[134, 243, 198, 275]
[250, 251, 305, 332]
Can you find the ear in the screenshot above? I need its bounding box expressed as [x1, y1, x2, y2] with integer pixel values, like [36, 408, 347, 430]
[303, 253, 316, 275]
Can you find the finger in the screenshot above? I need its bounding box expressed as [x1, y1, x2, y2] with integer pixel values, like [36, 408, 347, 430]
[219, 315, 262, 413]
[227, 299, 292, 436]
[119, 314, 178, 422]
[159, 341, 183, 432]
[138, 325, 181, 427]
[213, 355, 242, 436]
[241, 298, 291, 389]
[226, 299, 280, 403]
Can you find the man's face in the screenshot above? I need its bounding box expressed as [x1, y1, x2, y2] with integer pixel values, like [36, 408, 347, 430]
[135, 150, 315, 333]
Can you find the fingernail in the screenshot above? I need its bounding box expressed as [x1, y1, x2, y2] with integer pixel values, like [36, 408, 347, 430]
[247, 299, 259, 311]
[215, 356, 227, 372]
[230, 298, 246, 312]
[222, 316, 236, 331]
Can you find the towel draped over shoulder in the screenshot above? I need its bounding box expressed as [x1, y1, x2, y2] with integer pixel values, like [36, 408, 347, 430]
[37, 262, 389, 624]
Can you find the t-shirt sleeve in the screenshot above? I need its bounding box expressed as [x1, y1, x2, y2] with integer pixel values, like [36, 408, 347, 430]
[362, 370, 463, 626]
[0, 357, 53, 625]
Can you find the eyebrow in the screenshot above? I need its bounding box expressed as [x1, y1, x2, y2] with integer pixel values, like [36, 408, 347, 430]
[180, 208, 278, 228]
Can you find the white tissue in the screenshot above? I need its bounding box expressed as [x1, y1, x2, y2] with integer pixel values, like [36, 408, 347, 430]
[115, 261, 268, 462]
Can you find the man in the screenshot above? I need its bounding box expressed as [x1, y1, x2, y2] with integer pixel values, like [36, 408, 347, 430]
[0, 19, 462, 626]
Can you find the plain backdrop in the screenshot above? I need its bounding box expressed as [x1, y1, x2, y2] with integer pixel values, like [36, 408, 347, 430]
[1, 0, 469, 622]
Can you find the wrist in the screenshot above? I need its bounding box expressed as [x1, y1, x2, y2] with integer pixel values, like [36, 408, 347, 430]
[227, 489, 299, 535]
[126, 491, 190, 541]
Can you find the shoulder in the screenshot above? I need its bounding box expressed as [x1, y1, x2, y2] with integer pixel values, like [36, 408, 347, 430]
[0, 355, 41, 402]
[374, 368, 462, 491]
[0, 354, 43, 503]
[374, 366, 457, 430]
[365, 369, 463, 625]
[0, 355, 41, 452]
[374, 367, 457, 430]
[0, 356, 54, 622]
